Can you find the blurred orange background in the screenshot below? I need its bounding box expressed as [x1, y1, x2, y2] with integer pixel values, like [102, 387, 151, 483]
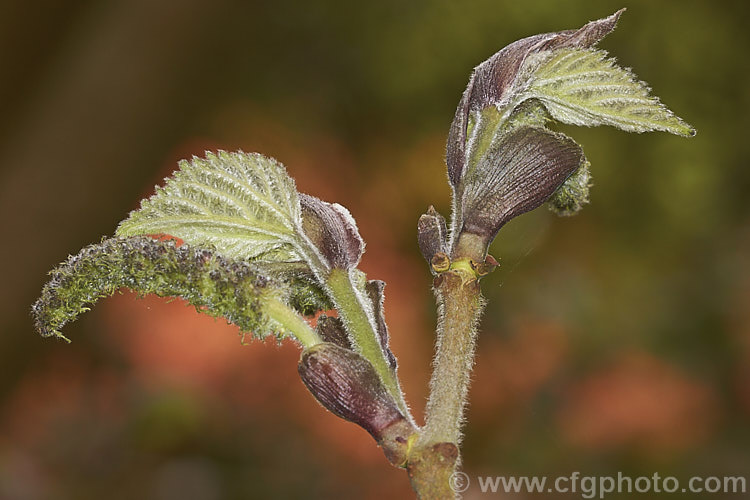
[2, 1, 748, 498]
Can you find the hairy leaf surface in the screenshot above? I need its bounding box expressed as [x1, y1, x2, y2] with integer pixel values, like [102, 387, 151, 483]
[526, 48, 695, 136]
[118, 151, 304, 261]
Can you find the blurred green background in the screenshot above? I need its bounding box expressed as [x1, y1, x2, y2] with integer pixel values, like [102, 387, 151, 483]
[2, 0, 748, 498]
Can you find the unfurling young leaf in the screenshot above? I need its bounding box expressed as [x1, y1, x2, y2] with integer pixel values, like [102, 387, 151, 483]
[444, 9, 694, 262]
[445, 9, 624, 189]
[524, 48, 696, 136]
[118, 151, 304, 262]
[117, 150, 372, 284]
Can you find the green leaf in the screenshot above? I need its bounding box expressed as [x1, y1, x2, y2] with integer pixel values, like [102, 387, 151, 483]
[525, 48, 695, 137]
[117, 151, 304, 262]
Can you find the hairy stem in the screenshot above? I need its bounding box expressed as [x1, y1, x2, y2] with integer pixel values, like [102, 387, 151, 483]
[407, 442, 460, 499]
[264, 297, 322, 348]
[326, 269, 411, 420]
[405, 263, 484, 498]
[421, 267, 484, 446]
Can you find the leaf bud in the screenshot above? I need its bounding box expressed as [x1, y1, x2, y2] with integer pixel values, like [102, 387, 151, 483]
[417, 206, 448, 265]
[299, 194, 364, 270]
[453, 126, 587, 260]
[315, 314, 352, 349]
[298, 343, 413, 457]
[446, 10, 623, 187]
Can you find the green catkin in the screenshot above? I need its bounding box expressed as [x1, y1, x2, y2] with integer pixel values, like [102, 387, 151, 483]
[32, 236, 295, 341]
[287, 274, 333, 316]
[548, 159, 592, 216]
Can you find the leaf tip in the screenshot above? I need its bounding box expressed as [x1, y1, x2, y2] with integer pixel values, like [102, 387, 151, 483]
[665, 115, 696, 138]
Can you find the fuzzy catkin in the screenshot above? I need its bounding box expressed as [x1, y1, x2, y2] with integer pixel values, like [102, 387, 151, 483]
[32, 236, 285, 341]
